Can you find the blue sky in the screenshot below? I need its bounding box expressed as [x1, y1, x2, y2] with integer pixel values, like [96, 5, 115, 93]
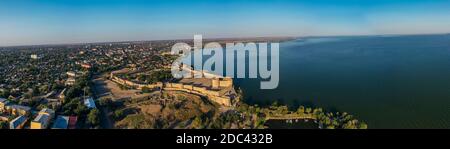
[1, 0, 450, 46]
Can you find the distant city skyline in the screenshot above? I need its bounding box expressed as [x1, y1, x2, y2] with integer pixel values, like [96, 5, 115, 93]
[1, 0, 450, 46]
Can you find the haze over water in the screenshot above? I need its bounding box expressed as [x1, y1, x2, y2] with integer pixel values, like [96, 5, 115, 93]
[236, 34, 450, 128]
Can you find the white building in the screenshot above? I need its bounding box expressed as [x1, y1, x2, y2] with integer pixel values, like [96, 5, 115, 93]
[84, 97, 96, 109]
[30, 54, 40, 59]
[66, 71, 77, 77]
[65, 78, 76, 86]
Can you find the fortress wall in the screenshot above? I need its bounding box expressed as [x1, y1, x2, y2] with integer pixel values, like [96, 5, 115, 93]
[182, 65, 226, 79]
[211, 79, 220, 89]
[205, 90, 221, 97]
[183, 85, 193, 90]
[124, 80, 131, 86]
[203, 72, 223, 79]
[210, 96, 231, 106]
[164, 83, 172, 88]
[193, 86, 207, 93]
[172, 83, 183, 89]
[218, 88, 229, 96]
[112, 74, 162, 90]
[111, 72, 232, 107]
[165, 87, 192, 93]
[219, 79, 233, 87]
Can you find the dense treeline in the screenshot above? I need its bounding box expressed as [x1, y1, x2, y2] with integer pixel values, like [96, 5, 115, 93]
[60, 72, 100, 128]
[235, 101, 367, 129]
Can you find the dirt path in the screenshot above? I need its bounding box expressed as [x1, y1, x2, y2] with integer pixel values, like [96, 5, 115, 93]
[92, 75, 115, 129]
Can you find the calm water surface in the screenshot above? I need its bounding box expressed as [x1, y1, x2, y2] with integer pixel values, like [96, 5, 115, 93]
[237, 34, 450, 128]
[187, 34, 450, 128]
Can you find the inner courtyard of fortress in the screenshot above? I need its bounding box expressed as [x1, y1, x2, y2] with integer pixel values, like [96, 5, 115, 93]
[110, 68, 236, 107]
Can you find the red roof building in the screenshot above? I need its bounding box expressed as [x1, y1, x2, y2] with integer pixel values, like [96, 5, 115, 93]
[68, 116, 78, 129]
[81, 64, 92, 69]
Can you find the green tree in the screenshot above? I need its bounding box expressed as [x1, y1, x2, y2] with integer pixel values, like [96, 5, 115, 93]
[87, 109, 100, 127]
[141, 87, 151, 93]
[98, 98, 112, 107]
[66, 87, 82, 99]
[32, 86, 40, 96]
[113, 109, 124, 120]
[0, 89, 10, 98]
[51, 83, 64, 91]
[191, 116, 203, 129]
[305, 107, 312, 114]
[0, 121, 7, 129]
[326, 125, 335, 129]
[359, 122, 368, 129]
[39, 85, 49, 94]
[313, 108, 323, 116]
[297, 106, 305, 114]
[74, 103, 89, 115]
[83, 86, 93, 97]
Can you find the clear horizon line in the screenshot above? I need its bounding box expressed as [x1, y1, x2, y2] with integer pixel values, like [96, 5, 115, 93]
[1, 32, 449, 48]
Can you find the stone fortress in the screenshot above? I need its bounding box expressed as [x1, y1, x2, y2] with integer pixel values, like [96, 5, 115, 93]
[110, 65, 236, 106]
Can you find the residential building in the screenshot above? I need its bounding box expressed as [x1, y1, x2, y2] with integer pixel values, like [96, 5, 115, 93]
[6, 105, 31, 116]
[84, 97, 96, 109]
[39, 108, 55, 118]
[0, 98, 9, 112]
[0, 116, 8, 121]
[30, 54, 40, 59]
[31, 114, 51, 129]
[52, 116, 69, 129]
[58, 88, 67, 102]
[9, 115, 28, 129]
[81, 63, 91, 69]
[68, 116, 78, 129]
[30, 108, 55, 129]
[65, 78, 76, 86]
[66, 71, 77, 77]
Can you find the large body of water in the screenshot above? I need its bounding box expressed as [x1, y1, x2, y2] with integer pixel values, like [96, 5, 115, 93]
[185, 34, 450, 128]
[237, 34, 450, 129]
